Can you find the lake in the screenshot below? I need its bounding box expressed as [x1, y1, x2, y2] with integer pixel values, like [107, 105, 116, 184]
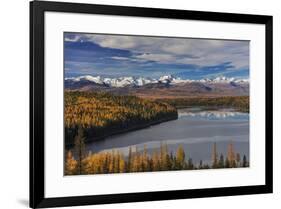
[85, 107, 249, 165]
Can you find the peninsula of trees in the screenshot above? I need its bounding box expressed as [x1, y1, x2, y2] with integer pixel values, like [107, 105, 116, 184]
[65, 91, 178, 145]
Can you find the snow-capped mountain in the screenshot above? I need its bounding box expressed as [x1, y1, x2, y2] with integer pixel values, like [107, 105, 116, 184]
[65, 74, 249, 97]
[65, 75, 248, 88]
[66, 75, 157, 87]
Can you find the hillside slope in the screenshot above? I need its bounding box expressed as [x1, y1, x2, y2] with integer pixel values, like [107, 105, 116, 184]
[65, 91, 178, 145]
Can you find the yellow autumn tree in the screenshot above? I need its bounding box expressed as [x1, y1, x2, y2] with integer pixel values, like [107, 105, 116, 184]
[65, 150, 77, 175]
[176, 145, 185, 169]
[119, 154, 126, 173]
[227, 142, 236, 167]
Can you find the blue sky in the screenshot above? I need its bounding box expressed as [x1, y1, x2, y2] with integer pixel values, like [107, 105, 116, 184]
[64, 33, 249, 79]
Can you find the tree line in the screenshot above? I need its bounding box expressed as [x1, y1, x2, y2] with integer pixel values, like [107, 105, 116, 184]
[65, 91, 178, 145]
[65, 128, 249, 175]
[157, 96, 249, 112]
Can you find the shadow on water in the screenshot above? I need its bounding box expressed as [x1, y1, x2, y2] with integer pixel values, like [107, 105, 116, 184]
[82, 107, 249, 164]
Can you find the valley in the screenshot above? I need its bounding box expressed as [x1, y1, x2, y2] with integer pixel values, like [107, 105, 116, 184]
[64, 75, 250, 174]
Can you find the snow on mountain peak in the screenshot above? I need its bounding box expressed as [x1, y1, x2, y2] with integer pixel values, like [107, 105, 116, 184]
[65, 75, 249, 88]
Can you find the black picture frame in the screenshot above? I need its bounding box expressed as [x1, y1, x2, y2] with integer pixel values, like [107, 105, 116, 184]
[30, 1, 273, 208]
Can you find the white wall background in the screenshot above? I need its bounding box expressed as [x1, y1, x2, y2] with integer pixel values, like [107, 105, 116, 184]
[0, 0, 279, 208]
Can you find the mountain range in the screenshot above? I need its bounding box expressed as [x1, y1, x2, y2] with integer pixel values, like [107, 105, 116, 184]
[65, 75, 249, 98]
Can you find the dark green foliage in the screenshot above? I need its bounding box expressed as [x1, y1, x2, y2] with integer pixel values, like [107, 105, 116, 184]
[187, 158, 194, 169]
[212, 142, 218, 168]
[242, 155, 248, 167]
[225, 157, 230, 168]
[218, 154, 225, 168]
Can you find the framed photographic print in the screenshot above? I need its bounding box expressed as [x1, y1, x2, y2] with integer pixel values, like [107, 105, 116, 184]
[30, 0, 273, 208]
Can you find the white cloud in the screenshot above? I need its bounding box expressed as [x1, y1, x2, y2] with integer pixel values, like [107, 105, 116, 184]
[86, 35, 141, 49]
[67, 33, 249, 70]
[65, 35, 80, 42]
[135, 53, 175, 63]
[111, 56, 130, 60]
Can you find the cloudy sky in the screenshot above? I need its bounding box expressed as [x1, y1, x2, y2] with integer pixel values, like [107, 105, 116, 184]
[64, 32, 249, 79]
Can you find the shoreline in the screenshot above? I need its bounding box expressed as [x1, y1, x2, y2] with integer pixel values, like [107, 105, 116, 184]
[174, 105, 249, 113]
[65, 105, 249, 148]
[65, 114, 178, 147]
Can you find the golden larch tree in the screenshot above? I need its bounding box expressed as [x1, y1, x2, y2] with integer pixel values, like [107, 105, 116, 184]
[65, 150, 77, 175]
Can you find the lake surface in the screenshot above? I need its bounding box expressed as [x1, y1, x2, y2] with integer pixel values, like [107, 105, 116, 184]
[85, 107, 249, 165]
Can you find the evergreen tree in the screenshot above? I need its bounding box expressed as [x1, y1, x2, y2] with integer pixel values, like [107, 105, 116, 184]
[142, 145, 148, 171]
[169, 152, 175, 169]
[176, 145, 185, 169]
[114, 151, 120, 173]
[227, 142, 236, 167]
[212, 142, 218, 168]
[199, 160, 203, 169]
[218, 153, 224, 168]
[132, 148, 141, 172]
[236, 153, 241, 167]
[127, 146, 133, 171]
[74, 126, 86, 174]
[187, 158, 194, 169]
[225, 157, 230, 168]
[119, 154, 126, 173]
[65, 150, 77, 175]
[160, 143, 169, 170]
[66, 139, 250, 175]
[108, 151, 115, 173]
[242, 155, 248, 167]
[152, 150, 161, 171]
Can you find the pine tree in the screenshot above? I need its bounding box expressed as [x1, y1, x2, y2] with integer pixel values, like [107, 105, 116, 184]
[108, 151, 115, 173]
[169, 152, 175, 169]
[227, 142, 236, 167]
[225, 157, 230, 168]
[65, 150, 77, 175]
[133, 147, 141, 172]
[176, 145, 185, 169]
[74, 126, 86, 174]
[114, 151, 120, 173]
[152, 150, 161, 171]
[160, 143, 169, 170]
[118, 153, 126, 173]
[187, 158, 194, 170]
[212, 142, 218, 168]
[218, 153, 224, 168]
[199, 160, 203, 169]
[236, 153, 241, 167]
[103, 153, 109, 173]
[142, 145, 148, 171]
[127, 146, 133, 171]
[67, 139, 250, 174]
[242, 155, 248, 167]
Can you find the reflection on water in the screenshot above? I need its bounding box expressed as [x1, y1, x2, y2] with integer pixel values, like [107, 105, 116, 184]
[85, 107, 249, 165]
[178, 108, 249, 120]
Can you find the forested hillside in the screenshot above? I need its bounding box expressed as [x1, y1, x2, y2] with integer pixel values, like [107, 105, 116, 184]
[157, 96, 249, 112]
[65, 91, 178, 145]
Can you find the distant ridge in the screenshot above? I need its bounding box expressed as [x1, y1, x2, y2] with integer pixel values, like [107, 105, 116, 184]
[65, 75, 249, 98]
[65, 74, 249, 88]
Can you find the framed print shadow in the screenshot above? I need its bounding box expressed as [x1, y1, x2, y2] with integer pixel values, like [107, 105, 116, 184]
[30, 1, 273, 208]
